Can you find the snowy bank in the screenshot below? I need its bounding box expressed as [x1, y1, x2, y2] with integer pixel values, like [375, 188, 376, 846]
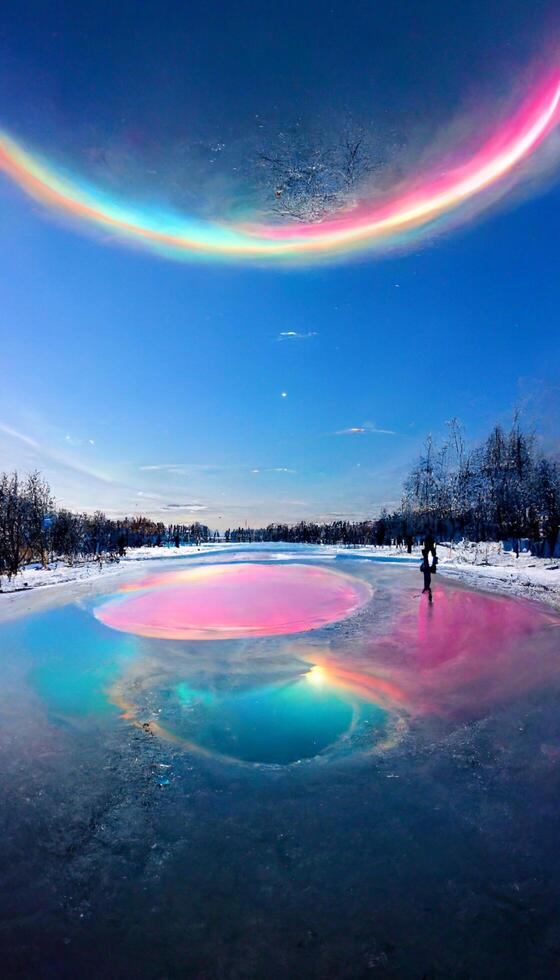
[426, 541, 560, 609]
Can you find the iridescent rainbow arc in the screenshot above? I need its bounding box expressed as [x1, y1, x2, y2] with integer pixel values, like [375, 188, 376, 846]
[1, 75, 559, 264]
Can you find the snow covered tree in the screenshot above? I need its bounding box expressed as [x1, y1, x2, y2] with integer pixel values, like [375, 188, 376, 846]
[22, 470, 54, 568]
[254, 123, 382, 223]
[0, 472, 27, 577]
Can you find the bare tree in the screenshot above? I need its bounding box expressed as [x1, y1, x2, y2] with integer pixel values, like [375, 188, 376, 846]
[254, 123, 382, 223]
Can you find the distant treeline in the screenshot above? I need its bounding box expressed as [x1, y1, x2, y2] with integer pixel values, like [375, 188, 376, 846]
[1, 417, 559, 577]
[224, 418, 560, 557]
[0, 471, 213, 578]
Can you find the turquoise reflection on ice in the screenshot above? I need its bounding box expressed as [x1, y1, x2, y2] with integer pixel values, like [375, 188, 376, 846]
[23, 607, 137, 718]
[164, 673, 388, 764]
[3, 592, 389, 764]
[176, 682, 216, 707]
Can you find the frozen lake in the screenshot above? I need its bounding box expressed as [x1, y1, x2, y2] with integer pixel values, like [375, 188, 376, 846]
[1, 546, 560, 978]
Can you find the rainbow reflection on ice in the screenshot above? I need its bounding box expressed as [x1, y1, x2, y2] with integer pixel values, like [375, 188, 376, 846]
[3, 553, 559, 769]
[94, 562, 373, 640]
[300, 586, 560, 720]
[97, 560, 559, 766]
[3, 559, 560, 973]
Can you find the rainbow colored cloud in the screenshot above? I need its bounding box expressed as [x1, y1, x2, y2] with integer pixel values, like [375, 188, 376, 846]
[1, 74, 559, 264]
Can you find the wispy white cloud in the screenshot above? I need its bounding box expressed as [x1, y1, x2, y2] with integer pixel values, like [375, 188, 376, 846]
[139, 463, 223, 473]
[277, 331, 318, 341]
[0, 420, 114, 483]
[251, 467, 296, 474]
[334, 421, 396, 436]
[0, 417, 216, 521]
[160, 502, 208, 512]
[140, 463, 185, 471]
[335, 427, 368, 435]
[0, 422, 40, 449]
[65, 433, 96, 447]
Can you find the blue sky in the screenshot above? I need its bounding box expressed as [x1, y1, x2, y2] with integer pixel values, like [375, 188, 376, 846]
[1, 0, 559, 526]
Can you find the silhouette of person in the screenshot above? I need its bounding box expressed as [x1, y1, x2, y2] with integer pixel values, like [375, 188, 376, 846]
[424, 531, 435, 556]
[423, 532, 438, 571]
[420, 548, 433, 602]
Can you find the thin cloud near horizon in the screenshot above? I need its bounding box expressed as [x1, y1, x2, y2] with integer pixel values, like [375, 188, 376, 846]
[334, 422, 397, 436]
[251, 467, 296, 474]
[0, 420, 117, 485]
[160, 502, 208, 512]
[139, 463, 225, 473]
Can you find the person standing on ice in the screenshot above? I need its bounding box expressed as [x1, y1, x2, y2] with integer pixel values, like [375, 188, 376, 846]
[420, 548, 433, 602]
[424, 531, 436, 559]
[423, 531, 438, 573]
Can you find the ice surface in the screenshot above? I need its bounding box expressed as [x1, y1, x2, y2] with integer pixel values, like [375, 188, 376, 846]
[1, 547, 560, 978]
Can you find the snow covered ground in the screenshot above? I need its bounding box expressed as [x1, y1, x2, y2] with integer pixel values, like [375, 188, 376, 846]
[1, 539, 559, 613]
[424, 540, 560, 608]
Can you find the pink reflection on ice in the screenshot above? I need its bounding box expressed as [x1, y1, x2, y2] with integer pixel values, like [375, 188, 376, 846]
[408, 587, 559, 715]
[304, 583, 560, 720]
[95, 562, 373, 640]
